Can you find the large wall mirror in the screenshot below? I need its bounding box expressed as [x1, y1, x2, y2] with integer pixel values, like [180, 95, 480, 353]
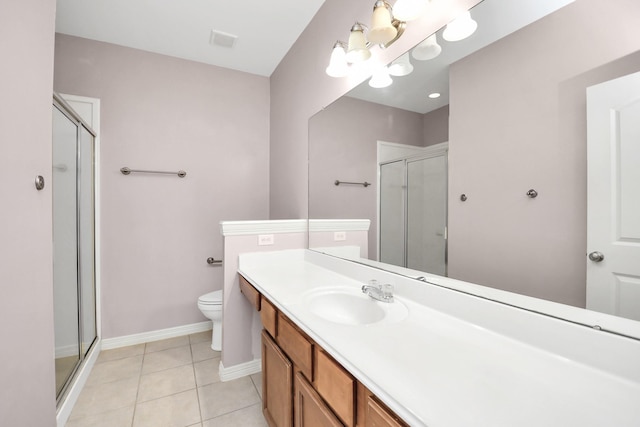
[309, 0, 640, 337]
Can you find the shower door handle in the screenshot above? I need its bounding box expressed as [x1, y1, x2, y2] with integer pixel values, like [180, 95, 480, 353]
[35, 175, 45, 190]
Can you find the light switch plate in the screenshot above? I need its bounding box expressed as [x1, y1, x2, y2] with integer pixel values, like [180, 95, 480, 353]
[334, 231, 347, 241]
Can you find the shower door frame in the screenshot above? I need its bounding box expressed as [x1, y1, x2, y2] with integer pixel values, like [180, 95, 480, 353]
[378, 141, 448, 274]
[52, 93, 99, 406]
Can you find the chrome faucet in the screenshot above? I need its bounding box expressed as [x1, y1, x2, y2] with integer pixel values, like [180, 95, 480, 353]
[361, 280, 394, 303]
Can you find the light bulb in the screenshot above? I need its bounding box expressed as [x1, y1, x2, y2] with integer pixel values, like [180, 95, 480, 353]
[346, 23, 371, 63]
[388, 52, 413, 77]
[392, 0, 428, 22]
[369, 67, 393, 88]
[325, 42, 349, 77]
[443, 10, 478, 42]
[369, 1, 397, 45]
[412, 34, 442, 60]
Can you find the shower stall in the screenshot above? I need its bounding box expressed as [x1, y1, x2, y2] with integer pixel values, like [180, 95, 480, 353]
[379, 145, 448, 276]
[52, 94, 97, 403]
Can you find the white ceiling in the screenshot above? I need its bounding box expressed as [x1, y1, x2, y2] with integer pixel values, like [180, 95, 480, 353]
[55, 0, 326, 77]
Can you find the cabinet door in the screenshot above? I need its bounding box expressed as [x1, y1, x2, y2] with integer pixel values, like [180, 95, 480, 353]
[262, 330, 293, 427]
[365, 396, 406, 427]
[294, 372, 344, 427]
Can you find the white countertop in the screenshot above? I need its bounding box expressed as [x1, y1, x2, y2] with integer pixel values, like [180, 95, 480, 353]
[238, 249, 640, 427]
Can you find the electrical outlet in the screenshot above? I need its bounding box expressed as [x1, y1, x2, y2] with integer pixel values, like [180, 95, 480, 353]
[334, 231, 347, 241]
[258, 234, 274, 246]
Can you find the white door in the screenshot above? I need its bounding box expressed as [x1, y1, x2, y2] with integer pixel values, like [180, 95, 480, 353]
[586, 71, 640, 321]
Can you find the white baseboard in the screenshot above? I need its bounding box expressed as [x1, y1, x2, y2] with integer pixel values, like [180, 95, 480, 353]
[101, 321, 213, 350]
[56, 339, 101, 427]
[219, 358, 262, 382]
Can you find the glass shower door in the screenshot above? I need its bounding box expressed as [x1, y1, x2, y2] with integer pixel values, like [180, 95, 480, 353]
[379, 160, 405, 266]
[52, 96, 97, 402]
[52, 105, 80, 397]
[78, 125, 96, 356]
[406, 155, 447, 275]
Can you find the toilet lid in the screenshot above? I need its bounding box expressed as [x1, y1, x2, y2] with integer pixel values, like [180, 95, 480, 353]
[198, 290, 223, 305]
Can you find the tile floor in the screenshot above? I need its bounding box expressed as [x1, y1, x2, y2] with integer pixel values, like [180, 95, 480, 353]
[66, 331, 267, 427]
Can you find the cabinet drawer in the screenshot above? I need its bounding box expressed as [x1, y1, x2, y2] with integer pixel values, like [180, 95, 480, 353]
[365, 395, 407, 427]
[294, 372, 343, 427]
[261, 297, 277, 338]
[277, 313, 313, 380]
[239, 275, 260, 311]
[315, 349, 355, 427]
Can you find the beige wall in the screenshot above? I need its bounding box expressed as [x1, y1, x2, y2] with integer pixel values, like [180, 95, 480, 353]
[309, 96, 424, 257]
[423, 105, 449, 147]
[54, 35, 270, 339]
[0, 0, 57, 424]
[448, 0, 640, 305]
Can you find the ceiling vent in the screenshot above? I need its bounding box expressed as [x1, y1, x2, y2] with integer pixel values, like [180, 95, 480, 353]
[209, 30, 238, 48]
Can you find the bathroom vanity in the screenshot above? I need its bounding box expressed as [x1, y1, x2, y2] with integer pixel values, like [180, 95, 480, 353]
[237, 249, 640, 427]
[240, 274, 407, 427]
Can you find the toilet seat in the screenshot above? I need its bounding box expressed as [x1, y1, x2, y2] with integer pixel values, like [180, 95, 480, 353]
[198, 290, 222, 306]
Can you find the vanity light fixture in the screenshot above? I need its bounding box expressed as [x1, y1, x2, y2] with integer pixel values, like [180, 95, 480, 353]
[325, 41, 350, 77]
[442, 10, 478, 42]
[388, 52, 414, 76]
[328, 0, 408, 75]
[412, 34, 442, 60]
[369, 66, 393, 88]
[346, 22, 371, 63]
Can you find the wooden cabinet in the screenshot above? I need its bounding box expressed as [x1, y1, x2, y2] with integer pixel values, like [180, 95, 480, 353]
[294, 372, 343, 427]
[262, 330, 293, 427]
[239, 275, 261, 310]
[261, 296, 277, 338]
[364, 396, 406, 427]
[277, 313, 314, 381]
[315, 349, 355, 427]
[240, 274, 407, 427]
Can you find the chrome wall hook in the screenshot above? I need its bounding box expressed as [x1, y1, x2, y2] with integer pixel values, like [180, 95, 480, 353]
[526, 189, 538, 198]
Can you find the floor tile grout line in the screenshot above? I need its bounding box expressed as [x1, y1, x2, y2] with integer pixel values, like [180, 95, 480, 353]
[190, 339, 205, 425]
[202, 400, 264, 424]
[130, 343, 147, 427]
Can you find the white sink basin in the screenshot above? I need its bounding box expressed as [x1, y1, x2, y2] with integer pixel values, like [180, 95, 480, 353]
[303, 287, 408, 326]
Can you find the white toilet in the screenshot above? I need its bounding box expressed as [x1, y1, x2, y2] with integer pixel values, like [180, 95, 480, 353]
[197, 290, 223, 351]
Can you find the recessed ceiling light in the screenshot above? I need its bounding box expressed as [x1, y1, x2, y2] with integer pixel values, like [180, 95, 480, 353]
[210, 30, 238, 48]
[428, 92, 441, 99]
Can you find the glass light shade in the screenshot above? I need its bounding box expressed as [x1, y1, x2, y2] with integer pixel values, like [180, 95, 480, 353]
[443, 11, 478, 42]
[369, 67, 393, 88]
[368, 2, 397, 45]
[392, 0, 428, 22]
[388, 53, 413, 77]
[346, 24, 371, 63]
[325, 43, 349, 77]
[411, 34, 442, 60]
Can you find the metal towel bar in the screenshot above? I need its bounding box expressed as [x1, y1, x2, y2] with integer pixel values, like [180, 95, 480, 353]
[335, 180, 370, 187]
[120, 167, 186, 178]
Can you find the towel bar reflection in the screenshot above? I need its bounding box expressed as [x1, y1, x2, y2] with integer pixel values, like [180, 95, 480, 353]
[335, 180, 371, 187]
[120, 167, 186, 178]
